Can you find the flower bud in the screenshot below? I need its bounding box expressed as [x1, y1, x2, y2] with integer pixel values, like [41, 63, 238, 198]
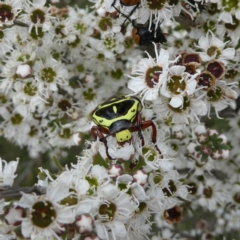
[218, 134, 227, 144]
[97, 7, 106, 17]
[211, 149, 222, 160]
[197, 134, 208, 144]
[75, 214, 94, 234]
[133, 170, 148, 186]
[194, 125, 207, 135]
[208, 129, 218, 136]
[108, 164, 123, 178]
[16, 64, 32, 78]
[187, 142, 197, 154]
[221, 149, 229, 159]
[173, 130, 184, 140]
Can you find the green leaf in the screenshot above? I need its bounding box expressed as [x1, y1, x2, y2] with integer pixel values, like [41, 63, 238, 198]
[195, 145, 201, 151]
[93, 152, 109, 168]
[52, 155, 63, 171]
[130, 156, 146, 173]
[201, 154, 208, 162]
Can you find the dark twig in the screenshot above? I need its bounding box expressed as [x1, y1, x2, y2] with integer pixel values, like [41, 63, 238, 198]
[13, 20, 29, 27]
[0, 185, 46, 199]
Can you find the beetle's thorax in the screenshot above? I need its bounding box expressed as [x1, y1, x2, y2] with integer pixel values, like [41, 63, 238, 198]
[109, 120, 131, 134]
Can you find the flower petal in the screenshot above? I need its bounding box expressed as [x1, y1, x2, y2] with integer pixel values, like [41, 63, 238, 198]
[221, 48, 235, 60]
[169, 96, 183, 108]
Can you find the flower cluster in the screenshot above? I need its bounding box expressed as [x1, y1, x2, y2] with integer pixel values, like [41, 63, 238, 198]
[0, 0, 239, 239]
[2, 143, 186, 239]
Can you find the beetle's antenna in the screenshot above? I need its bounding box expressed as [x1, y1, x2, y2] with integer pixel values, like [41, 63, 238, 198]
[111, 2, 134, 28]
[122, 2, 140, 25]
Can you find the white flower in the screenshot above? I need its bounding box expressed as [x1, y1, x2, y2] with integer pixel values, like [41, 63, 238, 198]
[196, 31, 235, 65]
[0, 158, 18, 186]
[107, 136, 135, 160]
[96, 32, 125, 59]
[77, 183, 137, 240]
[117, 174, 150, 201]
[187, 155, 215, 176]
[127, 206, 151, 239]
[197, 179, 226, 212]
[103, 0, 138, 17]
[204, 80, 238, 118]
[218, 1, 240, 24]
[16, 64, 32, 78]
[82, 46, 117, 73]
[158, 170, 188, 209]
[16, 185, 74, 239]
[51, 15, 78, 45]
[225, 209, 240, 231]
[0, 28, 16, 56]
[0, 43, 36, 93]
[140, 0, 173, 28]
[0, 0, 22, 26]
[68, 7, 95, 37]
[216, 18, 240, 46]
[13, 80, 45, 114]
[153, 95, 207, 124]
[45, 122, 76, 148]
[19, 0, 52, 32]
[127, 43, 169, 101]
[161, 65, 199, 108]
[95, 190, 137, 239]
[0, 219, 16, 239]
[33, 56, 68, 95]
[2, 112, 33, 147]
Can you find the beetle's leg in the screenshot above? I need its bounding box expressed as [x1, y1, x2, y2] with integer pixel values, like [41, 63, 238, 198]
[140, 121, 157, 143]
[105, 147, 114, 160]
[90, 126, 113, 160]
[129, 119, 162, 154]
[136, 112, 144, 146]
[128, 112, 145, 146]
[91, 126, 100, 141]
[140, 120, 162, 155]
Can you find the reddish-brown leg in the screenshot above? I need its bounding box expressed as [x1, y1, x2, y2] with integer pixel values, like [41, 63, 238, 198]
[141, 120, 162, 155]
[136, 112, 145, 145]
[129, 117, 162, 155]
[90, 126, 113, 160]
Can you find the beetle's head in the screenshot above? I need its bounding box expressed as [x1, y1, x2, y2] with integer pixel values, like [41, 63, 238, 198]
[116, 129, 132, 144]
